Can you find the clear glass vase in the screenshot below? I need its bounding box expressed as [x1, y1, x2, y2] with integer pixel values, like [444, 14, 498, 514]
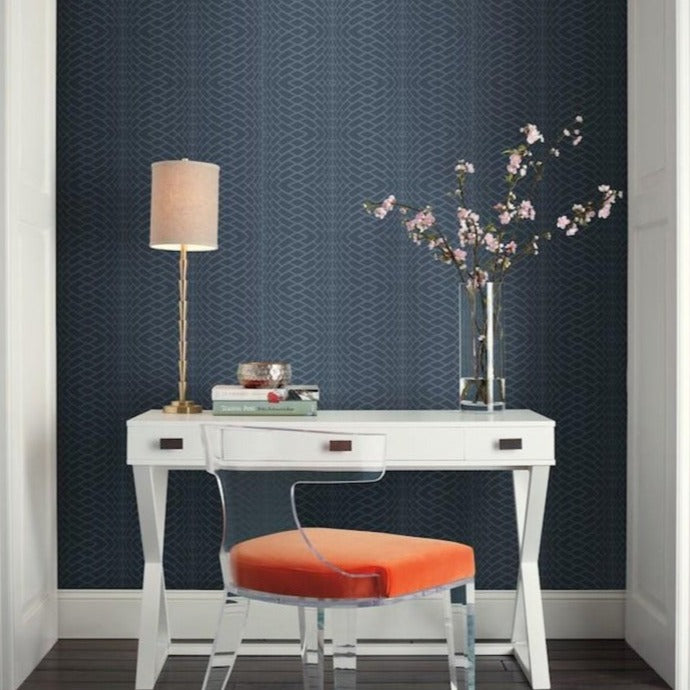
[459, 281, 506, 411]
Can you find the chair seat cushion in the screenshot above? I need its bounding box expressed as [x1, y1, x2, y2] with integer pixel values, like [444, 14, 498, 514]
[230, 527, 475, 600]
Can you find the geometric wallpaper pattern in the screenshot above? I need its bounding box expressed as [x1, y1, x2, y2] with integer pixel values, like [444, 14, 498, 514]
[56, 0, 627, 589]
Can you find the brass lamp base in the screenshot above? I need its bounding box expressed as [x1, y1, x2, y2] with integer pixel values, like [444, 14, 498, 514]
[163, 400, 203, 414]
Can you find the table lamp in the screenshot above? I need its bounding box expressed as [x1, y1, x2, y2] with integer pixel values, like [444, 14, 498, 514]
[150, 158, 219, 413]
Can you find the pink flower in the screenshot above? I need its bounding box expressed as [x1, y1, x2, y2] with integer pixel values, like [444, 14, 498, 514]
[598, 204, 611, 219]
[467, 269, 489, 290]
[406, 209, 436, 233]
[557, 215, 570, 229]
[507, 153, 522, 174]
[518, 199, 535, 220]
[373, 206, 388, 219]
[521, 123, 544, 145]
[484, 232, 500, 252]
[421, 211, 435, 227]
[498, 211, 512, 225]
[504, 241, 518, 254]
[453, 248, 467, 263]
[458, 228, 476, 246]
[566, 226, 579, 236]
[382, 194, 396, 211]
[457, 208, 480, 229]
[572, 136, 582, 146]
[455, 160, 475, 174]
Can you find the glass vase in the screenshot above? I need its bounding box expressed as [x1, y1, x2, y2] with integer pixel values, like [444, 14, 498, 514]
[459, 281, 506, 411]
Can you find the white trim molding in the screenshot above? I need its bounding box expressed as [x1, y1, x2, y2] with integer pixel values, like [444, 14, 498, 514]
[676, 1, 690, 687]
[1, 1, 57, 688]
[58, 588, 624, 650]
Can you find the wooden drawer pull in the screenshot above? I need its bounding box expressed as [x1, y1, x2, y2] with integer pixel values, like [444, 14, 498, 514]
[329, 440, 352, 452]
[160, 438, 184, 450]
[498, 438, 522, 450]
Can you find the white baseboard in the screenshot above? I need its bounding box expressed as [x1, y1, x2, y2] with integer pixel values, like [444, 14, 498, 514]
[58, 589, 624, 649]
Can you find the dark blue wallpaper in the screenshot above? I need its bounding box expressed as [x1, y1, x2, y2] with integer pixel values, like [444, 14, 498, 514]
[57, 0, 627, 590]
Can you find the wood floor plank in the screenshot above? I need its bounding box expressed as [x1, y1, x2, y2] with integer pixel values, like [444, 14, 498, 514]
[18, 639, 670, 689]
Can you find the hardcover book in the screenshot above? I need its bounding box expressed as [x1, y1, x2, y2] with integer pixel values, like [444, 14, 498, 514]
[211, 399, 318, 416]
[211, 384, 319, 402]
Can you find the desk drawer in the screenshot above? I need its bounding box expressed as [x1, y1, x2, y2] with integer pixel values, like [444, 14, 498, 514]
[213, 427, 387, 470]
[464, 427, 553, 461]
[128, 425, 205, 463]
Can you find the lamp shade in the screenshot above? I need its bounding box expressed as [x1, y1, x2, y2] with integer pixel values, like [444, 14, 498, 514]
[150, 159, 219, 251]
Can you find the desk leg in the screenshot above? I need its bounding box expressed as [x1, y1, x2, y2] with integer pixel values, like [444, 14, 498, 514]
[133, 465, 171, 689]
[511, 467, 551, 690]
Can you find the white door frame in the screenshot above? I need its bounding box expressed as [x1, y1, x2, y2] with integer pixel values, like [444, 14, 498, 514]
[0, 0, 58, 688]
[0, 34, 9, 681]
[627, 1, 690, 688]
[1, 2, 12, 684]
[675, 1, 690, 685]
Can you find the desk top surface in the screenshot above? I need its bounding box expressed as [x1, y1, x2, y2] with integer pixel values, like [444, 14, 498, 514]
[128, 408, 554, 427]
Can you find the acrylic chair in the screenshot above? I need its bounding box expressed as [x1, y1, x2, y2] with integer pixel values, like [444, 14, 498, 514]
[201, 424, 475, 690]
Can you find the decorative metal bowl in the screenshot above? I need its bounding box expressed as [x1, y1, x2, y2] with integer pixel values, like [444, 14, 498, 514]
[237, 361, 292, 388]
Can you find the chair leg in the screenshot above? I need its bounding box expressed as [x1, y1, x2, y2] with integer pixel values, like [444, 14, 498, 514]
[331, 608, 357, 689]
[201, 594, 249, 690]
[443, 583, 475, 690]
[465, 582, 476, 690]
[443, 590, 459, 690]
[299, 606, 325, 690]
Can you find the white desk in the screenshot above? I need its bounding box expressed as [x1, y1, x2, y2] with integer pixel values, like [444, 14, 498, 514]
[127, 408, 555, 689]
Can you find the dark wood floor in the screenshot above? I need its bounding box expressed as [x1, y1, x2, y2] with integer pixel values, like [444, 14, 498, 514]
[19, 639, 670, 689]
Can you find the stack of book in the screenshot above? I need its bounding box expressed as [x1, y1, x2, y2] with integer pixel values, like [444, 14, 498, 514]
[211, 384, 319, 416]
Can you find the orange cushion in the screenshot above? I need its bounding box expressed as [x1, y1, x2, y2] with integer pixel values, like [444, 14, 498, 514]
[230, 527, 474, 599]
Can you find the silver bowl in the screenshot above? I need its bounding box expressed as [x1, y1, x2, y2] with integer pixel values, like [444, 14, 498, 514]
[237, 361, 292, 388]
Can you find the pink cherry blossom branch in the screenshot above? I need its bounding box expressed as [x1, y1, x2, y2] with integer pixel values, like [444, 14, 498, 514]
[364, 116, 623, 287]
